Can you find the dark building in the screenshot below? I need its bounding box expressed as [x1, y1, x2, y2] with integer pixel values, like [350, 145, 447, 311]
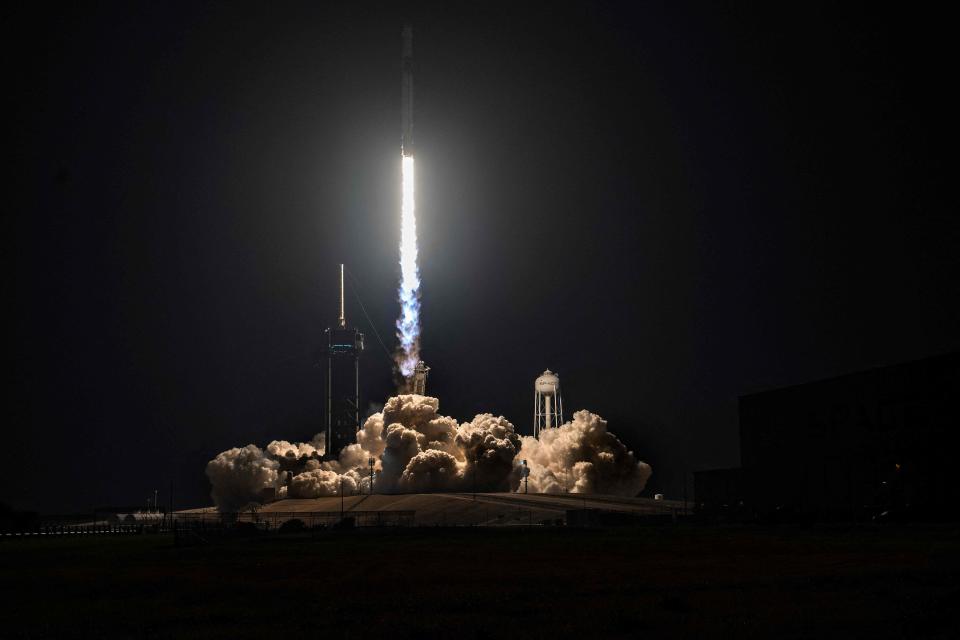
[738, 352, 959, 520]
[322, 266, 364, 460]
[693, 468, 742, 515]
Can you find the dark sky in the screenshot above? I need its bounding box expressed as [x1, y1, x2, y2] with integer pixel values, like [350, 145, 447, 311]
[11, 1, 958, 512]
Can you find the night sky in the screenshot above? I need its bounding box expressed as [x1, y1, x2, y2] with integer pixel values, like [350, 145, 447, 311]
[12, 2, 957, 512]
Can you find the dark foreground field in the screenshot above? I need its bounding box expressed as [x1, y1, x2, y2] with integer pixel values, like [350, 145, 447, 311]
[2, 525, 958, 638]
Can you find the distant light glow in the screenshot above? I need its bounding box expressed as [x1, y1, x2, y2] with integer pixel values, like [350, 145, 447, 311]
[396, 154, 420, 377]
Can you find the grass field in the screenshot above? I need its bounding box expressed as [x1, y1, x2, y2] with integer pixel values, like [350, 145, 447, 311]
[2, 524, 958, 638]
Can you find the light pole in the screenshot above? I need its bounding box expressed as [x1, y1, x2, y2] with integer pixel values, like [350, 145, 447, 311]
[369, 458, 375, 495]
[340, 476, 344, 518]
[473, 453, 480, 501]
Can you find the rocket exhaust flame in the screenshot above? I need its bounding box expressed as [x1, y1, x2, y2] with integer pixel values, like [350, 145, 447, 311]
[396, 154, 420, 378]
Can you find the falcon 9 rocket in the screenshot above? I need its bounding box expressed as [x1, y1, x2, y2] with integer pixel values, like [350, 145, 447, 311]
[396, 25, 421, 380]
[401, 24, 414, 157]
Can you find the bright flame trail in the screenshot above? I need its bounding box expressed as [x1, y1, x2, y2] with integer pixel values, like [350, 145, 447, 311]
[396, 154, 420, 378]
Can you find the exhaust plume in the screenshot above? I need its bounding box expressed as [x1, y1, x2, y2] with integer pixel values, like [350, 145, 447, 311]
[206, 395, 651, 510]
[395, 155, 420, 379]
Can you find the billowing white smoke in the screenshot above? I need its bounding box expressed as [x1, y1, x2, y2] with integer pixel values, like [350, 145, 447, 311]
[206, 445, 280, 511]
[517, 410, 652, 495]
[205, 434, 325, 511]
[206, 395, 651, 510]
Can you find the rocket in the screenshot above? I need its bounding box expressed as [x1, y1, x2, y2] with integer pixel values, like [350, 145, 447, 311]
[401, 25, 414, 157]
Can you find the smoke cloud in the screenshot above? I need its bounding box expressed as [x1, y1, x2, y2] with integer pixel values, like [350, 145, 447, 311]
[206, 395, 651, 510]
[517, 410, 652, 495]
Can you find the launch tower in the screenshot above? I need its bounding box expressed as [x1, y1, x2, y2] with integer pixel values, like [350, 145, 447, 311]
[412, 361, 430, 394]
[323, 264, 364, 459]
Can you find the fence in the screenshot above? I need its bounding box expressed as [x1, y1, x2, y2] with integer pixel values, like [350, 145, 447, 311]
[2, 522, 156, 538]
[173, 510, 416, 530]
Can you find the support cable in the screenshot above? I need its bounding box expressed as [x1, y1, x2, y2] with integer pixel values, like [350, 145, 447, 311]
[343, 267, 395, 365]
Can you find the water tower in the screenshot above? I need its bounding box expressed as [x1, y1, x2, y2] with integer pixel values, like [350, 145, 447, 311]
[534, 369, 564, 438]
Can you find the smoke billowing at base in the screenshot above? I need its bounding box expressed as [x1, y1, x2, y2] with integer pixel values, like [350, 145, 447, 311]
[206, 395, 652, 511]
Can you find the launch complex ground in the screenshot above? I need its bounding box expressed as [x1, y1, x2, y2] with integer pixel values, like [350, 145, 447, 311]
[178, 492, 687, 528]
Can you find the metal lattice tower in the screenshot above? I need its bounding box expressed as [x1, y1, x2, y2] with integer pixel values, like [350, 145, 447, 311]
[322, 264, 364, 459]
